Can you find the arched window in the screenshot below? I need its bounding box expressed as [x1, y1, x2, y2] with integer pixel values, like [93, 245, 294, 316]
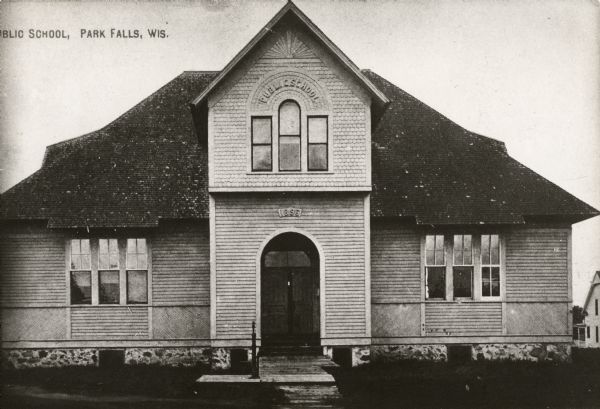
[278, 100, 301, 171]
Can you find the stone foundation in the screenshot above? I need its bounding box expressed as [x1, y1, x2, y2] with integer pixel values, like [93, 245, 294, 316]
[210, 347, 231, 370]
[125, 348, 211, 367]
[372, 344, 448, 362]
[2, 347, 231, 369]
[2, 348, 98, 369]
[473, 343, 571, 362]
[352, 346, 371, 366]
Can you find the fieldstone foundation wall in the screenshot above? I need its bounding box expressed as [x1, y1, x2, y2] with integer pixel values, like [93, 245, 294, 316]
[473, 344, 571, 362]
[352, 346, 371, 366]
[372, 345, 448, 362]
[2, 349, 98, 369]
[125, 348, 211, 367]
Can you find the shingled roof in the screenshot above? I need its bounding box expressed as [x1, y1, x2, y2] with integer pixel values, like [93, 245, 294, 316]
[1, 70, 597, 227]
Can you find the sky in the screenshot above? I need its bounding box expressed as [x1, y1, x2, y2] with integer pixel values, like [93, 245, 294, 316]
[0, 0, 598, 305]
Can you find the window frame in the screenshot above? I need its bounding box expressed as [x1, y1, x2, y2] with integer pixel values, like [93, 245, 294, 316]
[278, 99, 302, 172]
[452, 234, 474, 300]
[97, 238, 120, 305]
[250, 116, 273, 172]
[67, 237, 151, 306]
[425, 234, 447, 300]
[480, 234, 502, 300]
[126, 238, 149, 305]
[69, 239, 92, 305]
[307, 115, 328, 171]
[422, 233, 504, 303]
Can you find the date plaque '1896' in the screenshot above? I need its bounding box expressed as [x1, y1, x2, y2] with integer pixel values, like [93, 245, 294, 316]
[278, 208, 302, 217]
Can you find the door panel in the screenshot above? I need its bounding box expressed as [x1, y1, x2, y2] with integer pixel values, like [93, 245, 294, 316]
[261, 268, 288, 336]
[292, 269, 313, 335]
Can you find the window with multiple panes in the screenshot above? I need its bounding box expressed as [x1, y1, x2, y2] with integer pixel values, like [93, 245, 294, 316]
[481, 234, 500, 297]
[69, 238, 148, 305]
[70, 239, 91, 304]
[307, 116, 328, 171]
[453, 235, 473, 298]
[425, 235, 446, 299]
[126, 238, 148, 304]
[98, 238, 120, 304]
[251, 117, 272, 171]
[424, 234, 502, 301]
[278, 100, 301, 171]
[251, 100, 329, 172]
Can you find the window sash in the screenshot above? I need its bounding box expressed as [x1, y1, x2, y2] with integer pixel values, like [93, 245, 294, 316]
[425, 235, 445, 266]
[70, 239, 91, 271]
[279, 135, 301, 171]
[127, 270, 148, 304]
[126, 238, 148, 270]
[251, 117, 272, 171]
[98, 270, 120, 304]
[70, 271, 92, 305]
[426, 266, 446, 299]
[308, 116, 328, 171]
[453, 266, 473, 299]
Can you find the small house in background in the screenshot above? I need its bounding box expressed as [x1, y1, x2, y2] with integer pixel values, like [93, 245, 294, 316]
[582, 271, 600, 348]
[1, 1, 599, 369]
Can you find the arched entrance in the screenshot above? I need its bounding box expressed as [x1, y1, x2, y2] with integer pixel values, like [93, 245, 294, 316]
[261, 232, 320, 346]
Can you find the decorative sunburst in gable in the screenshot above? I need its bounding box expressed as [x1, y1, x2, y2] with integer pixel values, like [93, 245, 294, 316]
[264, 31, 315, 59]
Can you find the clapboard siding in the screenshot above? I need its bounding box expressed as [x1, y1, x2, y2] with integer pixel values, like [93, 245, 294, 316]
[71, 307, 148, 339]
[425, 303, 502, 336]
[152, 226, 210, 305]
[0, 230, 66, 306]
[210, 27, 370, 189]
[505, 227, 569, 301]
[371, 225, 421, 303]
[215, 193, 366, 339]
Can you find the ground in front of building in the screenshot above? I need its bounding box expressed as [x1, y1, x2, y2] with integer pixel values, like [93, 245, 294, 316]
[2, 348, 600, 409]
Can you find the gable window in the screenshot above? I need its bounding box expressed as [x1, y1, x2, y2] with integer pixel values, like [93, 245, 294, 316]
[278, 100, 301, 171]
[453, 235, 473, 298]
[126, 238, 148, 304]
[251, 117, 272, 171]
[308, 116, 328, 171]
[425, 235, 446, 299]
[481, 234, 500, 298]
[70, 239, 91, 304]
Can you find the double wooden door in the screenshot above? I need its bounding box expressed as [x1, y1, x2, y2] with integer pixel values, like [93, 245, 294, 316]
[262, 266, 316, 345]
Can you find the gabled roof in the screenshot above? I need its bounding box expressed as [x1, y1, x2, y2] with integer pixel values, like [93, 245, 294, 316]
[190, 0, 389, 109]
[583, 271, 600, 312]
[1, 69, 598, 228]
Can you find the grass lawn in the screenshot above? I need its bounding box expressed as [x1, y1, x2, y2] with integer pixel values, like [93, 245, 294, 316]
[331, 348, 600, 409]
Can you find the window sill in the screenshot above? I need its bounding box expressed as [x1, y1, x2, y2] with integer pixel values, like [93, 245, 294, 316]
[70, 304, 148, 307]
[425, 299, 503, 303]
[246, 171, 334, 175]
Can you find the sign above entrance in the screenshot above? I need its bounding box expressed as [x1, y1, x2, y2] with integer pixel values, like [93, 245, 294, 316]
[278, 208, 302, 218]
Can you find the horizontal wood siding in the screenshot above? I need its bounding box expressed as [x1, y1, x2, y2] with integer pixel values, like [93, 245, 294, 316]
[425, 303, 502, 336]
[152, 225, 210, 305]
[71, 307, 148, 339]
[505, 227, 569, 301]
[215, 193, 366, 339]
[371, 226, 421, 303]
[0, 230, 66, 306]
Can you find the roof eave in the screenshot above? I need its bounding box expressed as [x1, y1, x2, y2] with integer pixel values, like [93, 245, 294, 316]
[190, 0, 389, 108]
